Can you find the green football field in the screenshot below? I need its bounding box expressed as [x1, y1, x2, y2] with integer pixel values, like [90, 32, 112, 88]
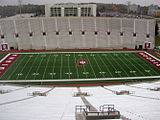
[0, 51, 160, 84]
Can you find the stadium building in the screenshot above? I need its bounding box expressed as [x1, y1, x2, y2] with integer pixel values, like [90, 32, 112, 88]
[0, 3, 160, 120]
[0, 17, 155, 51]
[45, 3, 97, 17]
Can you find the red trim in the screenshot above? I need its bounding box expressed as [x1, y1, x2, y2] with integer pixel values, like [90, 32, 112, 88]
[0, 54, 21, 78]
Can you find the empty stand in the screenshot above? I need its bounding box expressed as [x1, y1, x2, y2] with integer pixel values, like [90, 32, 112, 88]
[0, 17, 155, 50]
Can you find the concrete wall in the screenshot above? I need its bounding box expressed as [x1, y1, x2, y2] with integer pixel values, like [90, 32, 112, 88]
[0, 17, 155, 50]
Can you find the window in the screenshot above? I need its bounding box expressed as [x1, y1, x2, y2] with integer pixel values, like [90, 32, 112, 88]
[1, 34, 4, 39]
[139, 45, 143, 49]
[56, 31, 59, 35]
[146, 34, 150, 38]
[42, 32, 46, 36]
[120, 32, 123, 36]
[69, 31, 72, 35]
[29, 32, 33, 37]
[133, 33, 136, 37]
[81, 31, 85, 35]
[94, 31, 98, 35]
[107, 32, 110, 35]
[15, 33, 19, 38]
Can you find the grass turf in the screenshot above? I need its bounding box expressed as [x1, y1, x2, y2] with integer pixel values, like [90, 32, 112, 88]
[0, 53, 8, 60]
[0, 51, 160, 82]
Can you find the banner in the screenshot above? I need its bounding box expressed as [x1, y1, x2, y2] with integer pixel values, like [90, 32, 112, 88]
[1, 43, 8, 51]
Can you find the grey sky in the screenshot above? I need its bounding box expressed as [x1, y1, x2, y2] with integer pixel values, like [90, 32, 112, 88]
[0, 0, 160, 6]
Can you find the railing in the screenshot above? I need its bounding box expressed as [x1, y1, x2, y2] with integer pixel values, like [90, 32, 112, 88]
[75, 105, 90, 112]
[83, 110, 120, 116]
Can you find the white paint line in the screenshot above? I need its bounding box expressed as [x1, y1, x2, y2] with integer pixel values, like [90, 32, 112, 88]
[0, 76, 160, 83]
[0, 53, 11, 63]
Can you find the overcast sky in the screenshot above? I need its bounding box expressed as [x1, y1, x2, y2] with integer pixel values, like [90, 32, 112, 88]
[0, 0, 160, 6]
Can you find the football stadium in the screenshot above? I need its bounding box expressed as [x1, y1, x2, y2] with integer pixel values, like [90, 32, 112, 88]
[0, 2, 160, 120]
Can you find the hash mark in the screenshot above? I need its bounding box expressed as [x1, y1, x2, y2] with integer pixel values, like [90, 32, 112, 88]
[32, 73, 39, 76]
[83, 72, 89, 74]
[115, 71, 122, 74]
[48, 73, 56, 75]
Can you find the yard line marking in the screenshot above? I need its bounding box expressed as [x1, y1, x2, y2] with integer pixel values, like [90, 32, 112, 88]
[103, 54, 122, 77]
[16, 56, 32, 80]
[145, 52, 160, 61]
[42, 54, 51, 80]
[7, 55, 26, 80]
[0, 53, 11, 63]
[113, 53, 132, 76]
[120, 53, 145, 76]
[52, 54, 57, 79]
[85, 53, 97, 78]
[117, 53, 139, 76]
[110, 53, 129, 77]
[74, 53, 79, 78]
[98, 54, 113, 77]
[68, 54, 71, 79]
[33, 55, 44, 80]
[60, 54, 62, 79]
[92, 56, 106, 78]
[128, 53, 152, 76]
[25, 54, 39, 80]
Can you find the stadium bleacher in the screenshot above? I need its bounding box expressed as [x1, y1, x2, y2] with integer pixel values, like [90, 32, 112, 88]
[0, 17, 155, 50]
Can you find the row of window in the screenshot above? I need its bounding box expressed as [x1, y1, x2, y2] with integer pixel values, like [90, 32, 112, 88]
[0, 32, 150, 39]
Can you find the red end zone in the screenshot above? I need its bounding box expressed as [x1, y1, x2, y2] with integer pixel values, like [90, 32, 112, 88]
[136, 52, 160, 70]
[0, 54, 21, 78]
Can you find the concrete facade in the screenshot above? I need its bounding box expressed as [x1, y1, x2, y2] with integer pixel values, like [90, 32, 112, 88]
[45, 4, 97, 17]
[0, 17, 155, 50]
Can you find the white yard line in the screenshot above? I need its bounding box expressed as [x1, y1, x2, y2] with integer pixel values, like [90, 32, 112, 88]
[118, 53, 144, 76]
[111, 55, 130, 76]
[25, 55, 39, 80]
[97, 54, 113, 77]
[1, 76, 160, 83]
[93, 56, 106, 78]
[16, 56, 32, 80]
[7, 55, 26, 80]
[42, 54, 51, 80]
[145, 52, 160, 61]
[52, 54, 57, 79]
[104, 54, 122, 77]
[85, 53, 97, 78]
[0, 53, 10, 63]
[74, 53, 79, 78]
[68, 55, 70, 79]
[60, 54, 62, 79]
[33, 55, 44, 80]
[110, 54, 129, 77]
[129, 53, 152, 76]
[103, 54, 120, 76]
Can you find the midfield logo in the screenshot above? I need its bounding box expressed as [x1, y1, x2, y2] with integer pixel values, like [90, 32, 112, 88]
[78, 60, 87, 66]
